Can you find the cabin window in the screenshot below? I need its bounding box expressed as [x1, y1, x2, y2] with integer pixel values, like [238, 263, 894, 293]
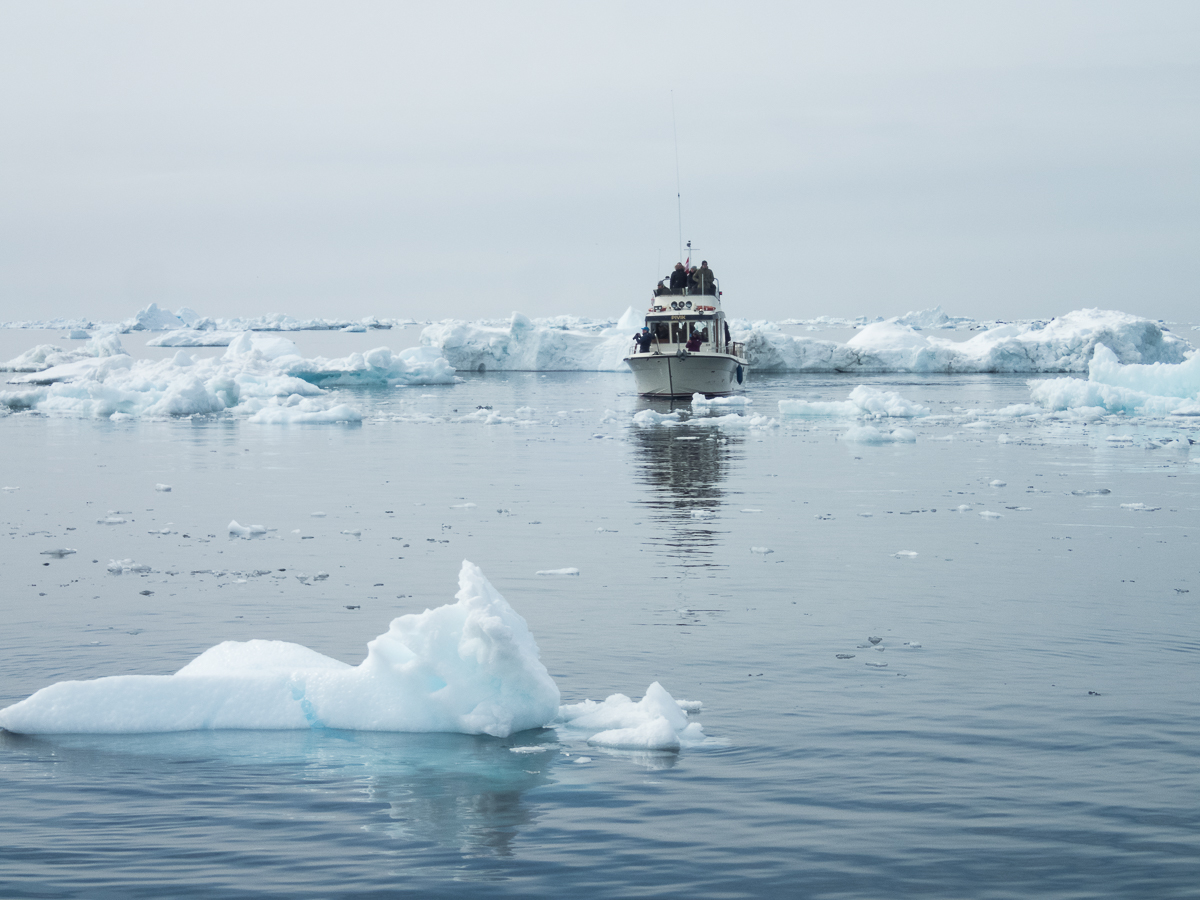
[650, 322, 671, 342]
[670, 322, 688, 343]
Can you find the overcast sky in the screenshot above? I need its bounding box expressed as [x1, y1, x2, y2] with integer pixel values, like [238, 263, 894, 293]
[2, 1, 1198, 325]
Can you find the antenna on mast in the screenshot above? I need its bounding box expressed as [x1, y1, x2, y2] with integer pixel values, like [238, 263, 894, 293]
[671, 91, 683, 264]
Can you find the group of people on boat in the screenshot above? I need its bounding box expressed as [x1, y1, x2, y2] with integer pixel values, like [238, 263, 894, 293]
[654, 260, 717, 297]
[631, 318, 732, 354]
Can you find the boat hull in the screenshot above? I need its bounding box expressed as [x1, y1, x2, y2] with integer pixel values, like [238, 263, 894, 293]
[624, 352, 748, 398]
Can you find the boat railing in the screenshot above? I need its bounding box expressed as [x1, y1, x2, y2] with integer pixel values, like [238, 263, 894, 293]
[730, 341, 745, 358]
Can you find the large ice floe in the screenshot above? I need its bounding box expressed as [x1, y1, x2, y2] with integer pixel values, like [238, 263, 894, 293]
[1, 332, 126, 372]
[0, 561, 705, 751]
[421, 310, 640, 372]
[742, 309, 1189, 374]
[0, 332, 456, 420]
[1029, 343, 1200, 416]
[416, 307, 1189, 374]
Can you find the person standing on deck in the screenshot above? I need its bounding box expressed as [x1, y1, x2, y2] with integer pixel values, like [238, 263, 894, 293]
[691, 261, 716, 295]
[668, 263, 688, 294]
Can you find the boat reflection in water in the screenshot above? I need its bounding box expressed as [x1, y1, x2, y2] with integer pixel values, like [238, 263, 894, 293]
[627, 410, 744, 567]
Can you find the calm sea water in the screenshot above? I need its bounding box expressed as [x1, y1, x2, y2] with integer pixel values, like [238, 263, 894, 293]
[2, 331, 1199, 898]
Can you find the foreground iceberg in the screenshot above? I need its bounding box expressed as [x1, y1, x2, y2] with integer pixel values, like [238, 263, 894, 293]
[0, 561, 561, 737]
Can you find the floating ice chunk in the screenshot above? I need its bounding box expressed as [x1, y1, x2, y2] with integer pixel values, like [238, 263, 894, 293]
[904, 641, 922, 648]
[68, 329, 90, 340]
[244, 397, 363, 425]
[741, 508, 763, 513]
[1120, 503, 1161, 511]
[979, 510, 1003, 518]
[894, 550, 918, 558]
[451, 502, 477, 509]
[421, 311, 634, 372]
[535, 568, 580, 576]
[155, 484, 172, 492]
[341, 529, 362, 537]
[556, 682, 705, 751]
[40, 548, 76, 558]
[779, 385, 928, 418]
[750, 547, 774, 555]
[631, 409, 681, 427]
[509, 745, 553, 755]
[954, 504, 973, 512]
[147, 330, 243, 347]
[97, 516, 127, 525]
[990, 479, 1007, 487]
[843, 424, 917, 443]
[121, 302, 185, 332]
[0, 560, 561, 736]
[228, 520, 267, 538]
[311, 512, 326, 517]
[691, 393, 751, 407]
[107, 559, 151, 574]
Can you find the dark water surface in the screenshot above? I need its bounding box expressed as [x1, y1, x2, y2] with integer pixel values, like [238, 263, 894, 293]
[3, 370, 1199, 898]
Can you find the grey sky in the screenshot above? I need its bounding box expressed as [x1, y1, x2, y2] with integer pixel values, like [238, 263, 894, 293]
[2, 1, 1198, 325]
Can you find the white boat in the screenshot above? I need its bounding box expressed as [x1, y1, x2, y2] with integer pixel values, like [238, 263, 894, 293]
[623, 276, 748, 398]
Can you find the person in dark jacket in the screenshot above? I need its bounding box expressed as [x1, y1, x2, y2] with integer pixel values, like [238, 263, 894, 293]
[685, 330, 703, 352]
[633, 327, 654, 353]
[653, 280, 670, 296]
[691, 261, 716, 295]
[668, 263, 688, 294]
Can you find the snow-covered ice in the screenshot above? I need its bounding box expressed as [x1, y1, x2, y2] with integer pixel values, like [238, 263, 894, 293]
[1, 331, 454, 420]
[555, 682, 707, 751]
[0, 561, 562, 737]
[779, 385, 929, 418]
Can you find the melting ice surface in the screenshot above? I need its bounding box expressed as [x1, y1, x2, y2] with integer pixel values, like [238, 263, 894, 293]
[0, 561, 704, 751]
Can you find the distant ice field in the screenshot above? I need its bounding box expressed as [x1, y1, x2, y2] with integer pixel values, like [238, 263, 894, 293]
[2, 361, 1199, 898]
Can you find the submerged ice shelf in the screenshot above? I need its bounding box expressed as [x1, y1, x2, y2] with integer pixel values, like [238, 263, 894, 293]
[0, 561, 705, 751]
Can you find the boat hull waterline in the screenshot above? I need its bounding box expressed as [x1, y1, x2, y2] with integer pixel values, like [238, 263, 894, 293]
[624, 351, 748, 398]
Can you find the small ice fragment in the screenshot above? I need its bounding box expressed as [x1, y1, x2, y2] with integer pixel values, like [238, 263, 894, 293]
[978, 510, 1003, 518]
[893, 550, 918, 558]
[311, 512, 326, 517]
[228, 520, 267, 538]
[750, 547, 773, 555]
[291, 529, 300, 534]
[2, 487, 19, 492]
[535, 568, 580, 576]
[340, 529, 362, 537]
[313, 572, 329, 581]
[955, 504, 972, 512]
[154, 484, 172, 492]
[450, 502, 476, 509]
[1120, 503, 1161, 511]
[509, 746, 553, 754]
[1071, 488, 1111, 496]
[675, 699, 703, 713]
[905, 641, 922, 648]
[835, 653, 855, 659]
[97, 516, 127, 525]
[868, 637, 882, 645]
[865, 662, 888, 668]
[990, 479, 1007, 487]
[574, 756, 592, 764]
[40, 549, 76, 558]
[741, 509, 763, 513]
[858, 512, 873, 518]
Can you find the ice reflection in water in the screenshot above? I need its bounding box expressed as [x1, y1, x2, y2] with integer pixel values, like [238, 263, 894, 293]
[3, 728, 556, 859]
